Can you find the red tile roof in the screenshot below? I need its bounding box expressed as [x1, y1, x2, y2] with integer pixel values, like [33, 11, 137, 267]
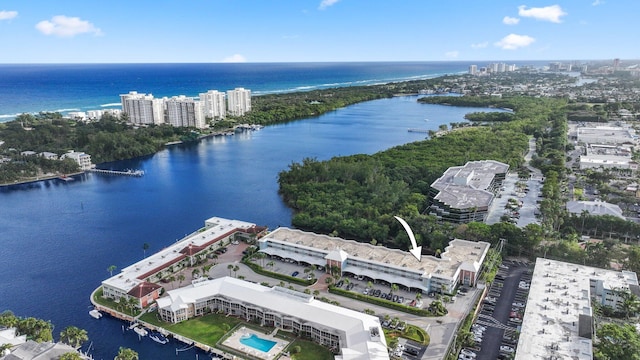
[127, 281, 162, 298]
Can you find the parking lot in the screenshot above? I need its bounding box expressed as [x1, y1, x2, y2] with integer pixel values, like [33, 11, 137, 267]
[459, 260, 533, 360]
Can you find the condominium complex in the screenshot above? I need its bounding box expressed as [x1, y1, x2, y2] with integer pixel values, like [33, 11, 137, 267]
[258, 227, 491, 294]
[100, 217, 265, 308]
[468, 63, 517, 76]
[515, 258, 639, 360]
[98, 216, 493, 359]
[156, 277, 389, 360]
[120, 91, 165, 125]
[119, 88, 251, 128]
[199, 90, 226, 119]
[428, 160, 509, 224]
[227, 87, 252, 116]
[165, 95, 205, 128]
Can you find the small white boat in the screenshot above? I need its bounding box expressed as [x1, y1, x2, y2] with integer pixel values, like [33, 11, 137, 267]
[133, 326, 148, 337]
[89, 309, 102, 319]
[149, 331, 169, 344]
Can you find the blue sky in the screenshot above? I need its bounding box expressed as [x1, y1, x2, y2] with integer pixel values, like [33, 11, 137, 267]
[0, 0, 636, 63]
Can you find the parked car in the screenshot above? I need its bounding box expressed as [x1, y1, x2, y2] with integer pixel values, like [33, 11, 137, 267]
[500, 346, 515, 353]
[291, 271, 299, 277]
[460, 349, 477, 358]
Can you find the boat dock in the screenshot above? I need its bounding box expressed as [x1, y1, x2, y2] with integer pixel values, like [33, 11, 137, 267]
[88, 168, 144, 177]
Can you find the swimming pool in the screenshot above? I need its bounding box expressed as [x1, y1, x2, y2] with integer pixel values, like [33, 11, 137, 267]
[239, 333, 277, 352]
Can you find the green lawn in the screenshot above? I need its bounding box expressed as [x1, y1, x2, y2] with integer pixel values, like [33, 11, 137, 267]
[289, 339, 335, 360]
[139, 312, 241, 347]
[92, 287, 141, 317]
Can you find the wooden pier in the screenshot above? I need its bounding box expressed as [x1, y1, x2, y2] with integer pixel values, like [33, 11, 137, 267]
[88, 168, 144, 177]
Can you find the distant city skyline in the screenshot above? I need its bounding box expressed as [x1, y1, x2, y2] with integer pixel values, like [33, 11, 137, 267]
[0, 0, 637, 63]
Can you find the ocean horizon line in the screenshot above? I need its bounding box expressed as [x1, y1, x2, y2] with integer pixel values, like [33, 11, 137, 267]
[0, 59, 596, 66]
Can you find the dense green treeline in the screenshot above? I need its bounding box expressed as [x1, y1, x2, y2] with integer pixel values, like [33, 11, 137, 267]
[278, 96, 567, 251]
[0, 113, 192, 163]
[0, 113, 194, 183]
[464, 111, 515, 122]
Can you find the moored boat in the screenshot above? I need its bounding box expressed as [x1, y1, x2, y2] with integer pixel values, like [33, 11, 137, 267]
[133, 326, 148, 337]
[149, 331, 169, 344]
[89, 309, 102, 319]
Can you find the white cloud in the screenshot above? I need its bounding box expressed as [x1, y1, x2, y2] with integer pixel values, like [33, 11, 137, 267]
[494, 34, 535, 50]
[592, 0, 604, 5]
[445, 51, 459, 59]
[503, 16, 520, 25]
[518, 5, 567, 23]
[319, 0, 340, 10]
[0, 10, 18, 20]
[471, 41, 489, 49]
[36, 15, 102, 37]
[221, 54, 247, 63]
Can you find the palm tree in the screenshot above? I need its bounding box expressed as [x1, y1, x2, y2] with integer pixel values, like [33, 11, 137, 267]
[267, 261, 275, 269]
[227, 264, 234, 277]
[233, 265, 240, 278]
[254, 252, 266, 267]
[330, 265, 341, 278]
[415, 292, 422, 301]
[618, 290, 640, 319]
[390, 284, 399, 295]
[202, 264, 213, 278]
[191, 268, 200, 279]
[115, 347, 139, 360]
[142, 243, 150, 258]
[367, 281, 373, 290]
[107, 265, 117, 277]
[177, 274, 185, 287]
[168, 275, 176, 290]
[59, 326, 88, 349]
[313, 290, 320, 297]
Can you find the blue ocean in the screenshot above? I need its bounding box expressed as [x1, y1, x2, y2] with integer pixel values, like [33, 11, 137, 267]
[0, 61, 544, 119]
[0, 62, 536, 359]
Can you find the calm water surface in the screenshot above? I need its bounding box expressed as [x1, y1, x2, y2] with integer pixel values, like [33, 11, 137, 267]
[0, 97, 502, 359]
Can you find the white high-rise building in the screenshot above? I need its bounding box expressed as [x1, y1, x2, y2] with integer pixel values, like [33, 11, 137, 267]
[469, 65, 477, 75]
[498, 63, 506, 72]
[120, 91, 164, 125]
[165, 95, 205, 129]
[199, 90, 226, 120]
[226, 87, 251, 116]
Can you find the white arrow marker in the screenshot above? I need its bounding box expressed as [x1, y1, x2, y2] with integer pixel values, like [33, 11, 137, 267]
[394, 216, 422, 261]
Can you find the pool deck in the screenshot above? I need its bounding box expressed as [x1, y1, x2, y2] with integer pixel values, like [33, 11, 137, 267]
[222, 326, 289, 360]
